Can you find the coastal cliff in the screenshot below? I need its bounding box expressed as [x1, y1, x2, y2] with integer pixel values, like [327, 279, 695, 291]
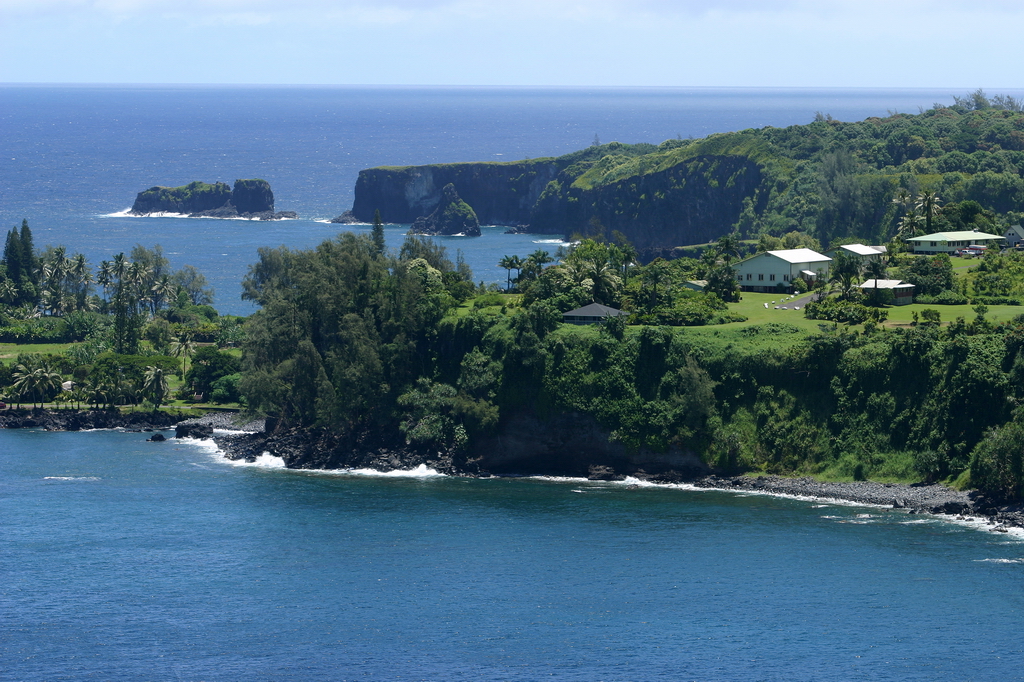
[130, 179, 297, 220]
[352, 159, 560, 226]
[349, 139, 766, 248]
[350, 104, 1024, 251]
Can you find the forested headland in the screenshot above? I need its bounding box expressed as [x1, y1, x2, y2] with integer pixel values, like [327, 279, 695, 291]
[354, 90, 1024, 254]
[3, 92, 1024, 511]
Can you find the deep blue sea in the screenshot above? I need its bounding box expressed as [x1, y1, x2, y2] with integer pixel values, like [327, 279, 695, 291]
[3, 428, 1023, 681]
[4, 85, 1019, 315]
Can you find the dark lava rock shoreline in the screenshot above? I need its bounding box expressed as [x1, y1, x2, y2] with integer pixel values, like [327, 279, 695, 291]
[211, 427, 1024, 532]
[0, 408, 181, 431]
[5, 408, 1021, 532]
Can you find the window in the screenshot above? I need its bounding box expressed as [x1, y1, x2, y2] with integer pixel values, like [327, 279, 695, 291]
[783, 274, 789, 281]
[770, 274, 775, 281]
[758, 274, 763, 281]
[746, 273, 752, 280]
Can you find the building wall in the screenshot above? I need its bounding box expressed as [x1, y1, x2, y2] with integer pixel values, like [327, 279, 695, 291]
[733, 253, 829, 293]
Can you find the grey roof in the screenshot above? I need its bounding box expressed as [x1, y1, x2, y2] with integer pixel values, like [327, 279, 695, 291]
[562, 303, 629, 318]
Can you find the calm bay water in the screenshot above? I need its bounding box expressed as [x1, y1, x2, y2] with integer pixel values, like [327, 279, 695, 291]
[2, 428, 1023, 681]
[5, 85, 1019, 315]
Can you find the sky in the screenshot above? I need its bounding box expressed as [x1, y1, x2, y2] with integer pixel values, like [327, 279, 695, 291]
[1, 0, 1021, 87]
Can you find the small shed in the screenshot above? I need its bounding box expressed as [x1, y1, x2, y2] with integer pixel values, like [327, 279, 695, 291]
[682, 280, 707, 292]
[562, 303, 630, 325]
[859, 279, 915, 305]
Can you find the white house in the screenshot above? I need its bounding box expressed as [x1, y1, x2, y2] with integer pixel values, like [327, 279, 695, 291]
[1003, 225, 1024, 249]
[733, 248, 831, 293]
[906, 230, 1004, 254]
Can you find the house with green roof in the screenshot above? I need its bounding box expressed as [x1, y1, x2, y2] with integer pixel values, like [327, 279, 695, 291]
[906, 230, 1004, 255]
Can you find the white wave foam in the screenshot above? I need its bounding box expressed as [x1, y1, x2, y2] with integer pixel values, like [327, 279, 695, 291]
[344, 464, 444, 478]
[102, 208, 134, 217]
[528, 475, 591, 483]
[974, 558, 1024, 564]
[44, 476, 100, 481]
[532, 238, 573, 245]
[224, 452, 286, 469]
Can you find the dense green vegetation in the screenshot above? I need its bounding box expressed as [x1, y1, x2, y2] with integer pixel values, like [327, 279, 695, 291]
[0, 229, 243, 409]
[506, 90, 1024, 250]
[233, 227, 1024, 502]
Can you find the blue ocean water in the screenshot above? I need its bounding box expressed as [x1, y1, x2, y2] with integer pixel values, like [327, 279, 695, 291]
[5, 85, 1019, 315]
[2, 428, 1023, 681]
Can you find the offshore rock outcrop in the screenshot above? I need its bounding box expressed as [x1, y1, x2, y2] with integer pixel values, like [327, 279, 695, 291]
[129, 179, 297, 220]
[409, 184, 480, 236]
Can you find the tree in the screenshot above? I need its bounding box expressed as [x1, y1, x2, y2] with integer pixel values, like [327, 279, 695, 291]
[716, 234, 742, 263]
[829, 251, 863, 300]
[522, 249, 553, 281]
[142, 366, 169, 411]
[916, 190, 942, 234]
[499, 255, 516, 291]
[705, 264, 741, 303]
[172, 265, 214, 306]
[12, 357, 61, 408]
[170, 331, 197, 379]
[371, 209, 386, 256]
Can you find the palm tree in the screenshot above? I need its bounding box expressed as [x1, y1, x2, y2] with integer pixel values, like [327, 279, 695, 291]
[829, 252, 863, 301]
[582, 259, 622, 304]
[96, 260, 113, 305]
[0, 279, 18, 305]
[499, 255, 516, 291]
[916, 190, 942, 233]
[151, 274, 175, 312]
[716, 234, 742, 263]
[142, 366, 170, 412]
[69, 253, 92, 311]
[640, 260, 670, 311]
[508, 255, 524, 290]
[523, 249, 553, 281]
[170, 332, 197, 379]
[12, 357, 62, 409]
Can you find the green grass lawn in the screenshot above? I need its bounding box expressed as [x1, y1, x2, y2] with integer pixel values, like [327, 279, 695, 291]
[881, 302, 1022, 326]
[720, 292, 822, 332]
[0, 342, 75, 364]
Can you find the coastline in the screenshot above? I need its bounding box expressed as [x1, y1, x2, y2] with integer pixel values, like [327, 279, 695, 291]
[210, 426, 1024, 533]
[3, 408, 1020, 532]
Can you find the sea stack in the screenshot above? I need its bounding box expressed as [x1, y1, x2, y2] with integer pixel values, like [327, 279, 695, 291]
[409, 183, 481, 236]
[129, 179, 297, 220]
